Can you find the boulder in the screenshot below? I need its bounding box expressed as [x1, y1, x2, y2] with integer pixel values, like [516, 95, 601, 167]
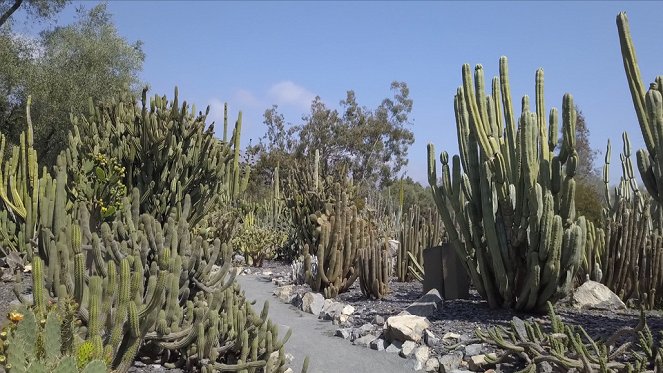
[572, 281, 626, 310]
[413, 346, 430, 371]
[399, 340, 417, 358]
[385, 314, 430, 342]
[439, 351, 463, 373]
[302, 292, 325, 316]
[273, 285, 297, 303]
[403, 288, 443, 318]
[425, 357, 440, 372]
[353, 334, 378, 348]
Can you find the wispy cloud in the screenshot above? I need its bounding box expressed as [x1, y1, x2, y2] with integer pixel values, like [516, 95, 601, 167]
[267, 81, 315, 110]
[233, 89, 262, 108]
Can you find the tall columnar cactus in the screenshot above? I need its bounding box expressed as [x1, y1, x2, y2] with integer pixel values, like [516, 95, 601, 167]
[617, 12, 663, 225]
[585, 132, 663, 309]
[303, 190, 368, 298]
[428, 57, 587, 311]
[0, 96, 41, 259]
[284, 150, 371, 298]
[396, 205, 444, 282]
[358, 238, 391, 300]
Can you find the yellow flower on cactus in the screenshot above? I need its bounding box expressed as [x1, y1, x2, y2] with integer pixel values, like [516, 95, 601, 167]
[8, 311, 23, 323]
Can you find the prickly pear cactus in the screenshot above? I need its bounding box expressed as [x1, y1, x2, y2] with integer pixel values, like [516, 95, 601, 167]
[0, 308, 109, 373]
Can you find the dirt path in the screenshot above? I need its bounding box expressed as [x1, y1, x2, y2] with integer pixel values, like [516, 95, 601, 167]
[236, 274, 415, 373]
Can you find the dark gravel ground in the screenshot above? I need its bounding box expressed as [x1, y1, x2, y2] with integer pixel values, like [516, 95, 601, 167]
[257, 259, 663, 364]
[3, 260, 663, 372]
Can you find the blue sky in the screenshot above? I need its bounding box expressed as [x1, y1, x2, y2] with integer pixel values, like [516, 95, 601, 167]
[15, 1, 663, 184]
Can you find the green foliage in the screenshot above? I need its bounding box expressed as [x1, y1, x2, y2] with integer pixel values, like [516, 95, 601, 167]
[249, 81, 414, 189]
[0, 0, 70, 28]
[0, 3, 144, 164]
[575, 177, 603, 227]
[476, 302, 663, 372]
[428, 58, 587, 311]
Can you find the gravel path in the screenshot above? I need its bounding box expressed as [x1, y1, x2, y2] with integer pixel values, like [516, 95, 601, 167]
[236, 273, 415, 373]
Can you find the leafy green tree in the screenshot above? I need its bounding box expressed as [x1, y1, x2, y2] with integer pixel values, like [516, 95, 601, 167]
[0, 0, 69, 28]
[573, 106, 603, 225]
[249, 81, 414, 192]
[0, 3, 144, 164]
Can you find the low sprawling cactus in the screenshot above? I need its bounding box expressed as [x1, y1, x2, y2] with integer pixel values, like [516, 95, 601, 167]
[476, 302, 663, 372]
[428, 57, 588, 311]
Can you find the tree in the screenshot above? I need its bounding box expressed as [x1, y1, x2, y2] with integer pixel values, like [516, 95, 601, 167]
[0, 3, 144, 163]
[573, 106, 604, 225]
[249, 81, 414, 193]
[0, 0, 69, 28]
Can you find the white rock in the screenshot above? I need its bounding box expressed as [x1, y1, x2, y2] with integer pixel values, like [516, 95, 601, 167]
[468, 353, 496, 371]
[424, 357, 440, 372]
[399, 340, 417, 358]
[386, 314, 430, 342]
[341, 304, 355, 315]
[439, 351, 463, 373]
[302, 292, 325, 316]
[572, 280, 626, 310]
[273, 285, 297, 303]
[353, 334, 378, 348]
[413, 346, 430, 371]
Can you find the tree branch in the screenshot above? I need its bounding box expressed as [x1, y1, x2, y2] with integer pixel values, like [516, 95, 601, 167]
[0, 0, 24, 28]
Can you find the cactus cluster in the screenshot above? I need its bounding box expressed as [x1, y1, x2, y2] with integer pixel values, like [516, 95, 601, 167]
[579, 133, 663, 309]
[284, 150, 375, 298]
[65, 88, 250, 229]
[396, 205, 444, 282]
[358, 238, 391, 300]
[0, 97, 40, 260]
[428, 58, 589, 311]
[1, 94, 295, 372]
